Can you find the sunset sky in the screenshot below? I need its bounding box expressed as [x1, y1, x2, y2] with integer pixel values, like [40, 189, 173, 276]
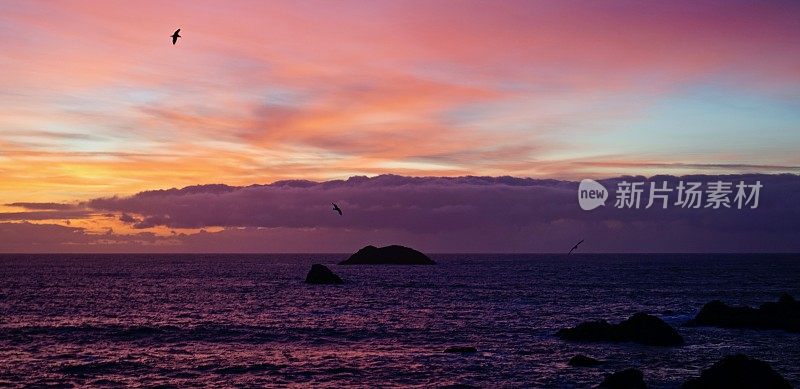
[1, 1, 799, 252]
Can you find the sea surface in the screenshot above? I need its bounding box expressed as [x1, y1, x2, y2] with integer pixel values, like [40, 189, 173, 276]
[1, 253, 799, 388]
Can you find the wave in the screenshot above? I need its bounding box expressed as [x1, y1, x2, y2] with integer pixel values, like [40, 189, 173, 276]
[0, 323, 404, 345]
[59, 360, 150, 376]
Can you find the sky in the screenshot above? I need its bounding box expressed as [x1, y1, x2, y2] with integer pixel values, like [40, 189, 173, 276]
[1, 1, 799, 252]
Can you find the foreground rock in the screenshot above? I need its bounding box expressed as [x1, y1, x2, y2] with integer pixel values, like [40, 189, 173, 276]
[339, 245, 435, 265]
[687, 293, 800, 333]
[444, 346, 477, 353]
[681, 354, 791, 389]
[557, 313, 683, 346]
[568, 354, 603, 367]
[598, 368, 647, 389]
[304, 264, 343, 285]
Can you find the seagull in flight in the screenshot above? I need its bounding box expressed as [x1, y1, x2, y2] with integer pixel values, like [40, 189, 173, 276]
[568, 239, 584, 255]
[171, 29, 181, 45]
[331, 203, 342, 216]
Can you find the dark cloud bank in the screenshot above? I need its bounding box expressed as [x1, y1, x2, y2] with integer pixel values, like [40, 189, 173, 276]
[2, 174, 799, 253]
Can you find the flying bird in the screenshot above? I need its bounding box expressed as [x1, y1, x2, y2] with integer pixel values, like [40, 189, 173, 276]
[331, 203, 342, 216]
[568, 239, 584, 255]
[171, 29, 181, 45]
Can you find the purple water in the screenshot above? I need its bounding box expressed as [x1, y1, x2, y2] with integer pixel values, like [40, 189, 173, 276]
[1, 254, 799, 388]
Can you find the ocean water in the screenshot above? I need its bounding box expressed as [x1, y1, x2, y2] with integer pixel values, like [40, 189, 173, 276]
[1, 253, 799, 388]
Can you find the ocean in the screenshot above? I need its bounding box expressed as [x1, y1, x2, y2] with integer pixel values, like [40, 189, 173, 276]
[1, 253, 798, 388]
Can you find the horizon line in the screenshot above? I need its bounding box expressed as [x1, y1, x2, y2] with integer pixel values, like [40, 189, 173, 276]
[1, 252, 798, 256]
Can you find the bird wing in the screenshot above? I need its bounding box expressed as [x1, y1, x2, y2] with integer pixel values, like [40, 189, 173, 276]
[174, 29, 181, 34]
[172, 36, 178, 44]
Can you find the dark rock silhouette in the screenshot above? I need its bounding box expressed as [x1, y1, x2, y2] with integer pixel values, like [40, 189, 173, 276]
[304, 264, 343, 285]
[681, 354, 791, 389]
[339, 245, 435, 265]
[444, 346, 477, 353]
[598, 368, 647, 389]
[568, 354, 603, 367]
[567, 354, 603, 367]
[687, 293, 800, 333]
[557, 313, 683, 346]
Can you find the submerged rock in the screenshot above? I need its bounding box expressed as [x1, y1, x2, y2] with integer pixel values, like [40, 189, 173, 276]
[304, 264, 343, 285]
[560, 320, 615, 341]
[444, 346, 477, 353]
[681, 354, 791, 389]
[598, 368, 647, 389]
[687, 293, 800, 333]
[339, 245, 435, 265]
[557, 313, 683, 346]
[568, 354, 603, 367]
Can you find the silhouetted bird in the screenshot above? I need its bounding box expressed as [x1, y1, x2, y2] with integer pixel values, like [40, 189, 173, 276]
[568, 239, 584, 254]
[171, 29, 181, 45]
[331, 203, 342, 216]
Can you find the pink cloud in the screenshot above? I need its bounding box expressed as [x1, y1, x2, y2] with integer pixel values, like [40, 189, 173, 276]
[1, 1, 799, 206]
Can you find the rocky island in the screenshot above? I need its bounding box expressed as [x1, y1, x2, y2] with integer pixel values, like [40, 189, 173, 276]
[557, 312, 684, 346]
[339, 245, 435, 265]
[682, 354, 792, 389]
[687, 293, 800, 333]
[304, 264, 344, 285]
